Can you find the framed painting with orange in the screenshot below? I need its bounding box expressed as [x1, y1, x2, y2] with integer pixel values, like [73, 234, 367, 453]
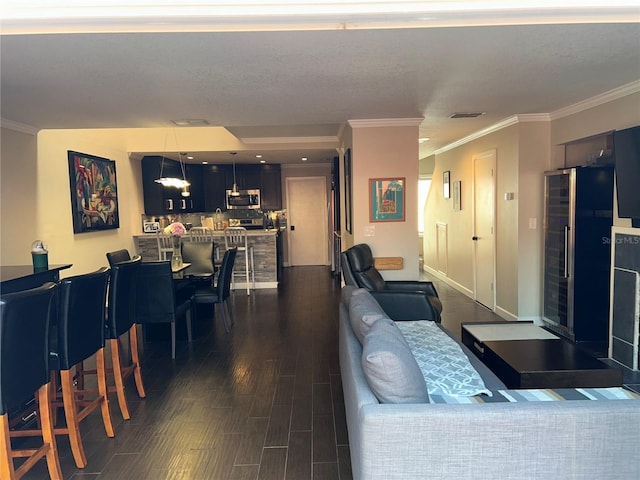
[369, 177, 405, 222]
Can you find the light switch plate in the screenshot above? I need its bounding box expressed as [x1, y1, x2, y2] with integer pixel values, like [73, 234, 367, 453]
[529, 217, 537, 229]
[364, 225, 375, 237]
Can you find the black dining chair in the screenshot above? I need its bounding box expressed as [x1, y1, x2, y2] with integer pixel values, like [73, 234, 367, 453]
[181, 241, 216, 287]
[135, 261, 194, 359]
[191, 247, 237, 333]
[0, 283, 63, 480]
[106, 249, 131, 266]
[49, 267, 114, 469]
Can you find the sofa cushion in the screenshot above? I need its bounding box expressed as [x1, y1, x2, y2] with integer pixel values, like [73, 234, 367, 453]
[348, 288, 388, 343]
[396, 321, 491, 398]
[361, 318, 429, 404]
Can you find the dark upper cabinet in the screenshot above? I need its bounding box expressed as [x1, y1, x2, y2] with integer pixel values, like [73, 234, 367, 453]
[225, 164, 261, 190]
[260, 164, 282, 210]
[184, 164, 204, 212]
[141, 156, 204, 214]
[203, 164, 230, 212]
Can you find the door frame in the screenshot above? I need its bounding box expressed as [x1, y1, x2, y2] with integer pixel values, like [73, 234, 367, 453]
[285, 175, 329, 266]
[472, 149, 497, 310]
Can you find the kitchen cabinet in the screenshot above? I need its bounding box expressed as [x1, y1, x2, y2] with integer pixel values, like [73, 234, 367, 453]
[141, 156, 203, 214]
[260, 164, 282, 210]
[203, 164, 229, 212]
[225, 164, 261, 190]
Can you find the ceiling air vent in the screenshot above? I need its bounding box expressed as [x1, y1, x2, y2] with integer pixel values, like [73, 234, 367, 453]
[171, 119, 210, 126]
[449, 112, 485, 119]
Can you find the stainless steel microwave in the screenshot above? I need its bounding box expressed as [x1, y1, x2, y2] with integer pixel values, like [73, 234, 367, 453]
[226, 189, 261, 209]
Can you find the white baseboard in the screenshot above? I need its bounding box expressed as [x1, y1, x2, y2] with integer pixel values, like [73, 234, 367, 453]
[423, 264, 540, 323]
[422, 265, 473, 297]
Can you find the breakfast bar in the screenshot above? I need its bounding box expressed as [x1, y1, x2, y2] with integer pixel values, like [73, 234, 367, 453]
[134, 229, 281, 289]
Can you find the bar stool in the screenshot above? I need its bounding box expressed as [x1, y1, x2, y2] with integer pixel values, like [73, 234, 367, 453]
[106, 256, 145, 420]
[156, 232, 174, 260]
[49, 267, 114, 469]
[224, 227, 255, 295]
[0, 283, 63, 480]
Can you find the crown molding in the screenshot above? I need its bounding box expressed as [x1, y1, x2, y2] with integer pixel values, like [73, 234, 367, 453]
[433, 80, 640, 155]
[550, 80, 640, 120]
[348, 118, 424, 128]
[3, 2, 640, 35]
[240, 136, 338, 144]
[0, 118, 39, 135]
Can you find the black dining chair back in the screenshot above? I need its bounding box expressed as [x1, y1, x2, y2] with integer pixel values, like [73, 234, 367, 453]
[106, 249, 131, 266]
[192, 247, 237, 333]
[0, 283, 63, 480]
[135, 261, 193, 359]
[50, 267, 114, 469]
[181, 241, 216, 285]
[106, 256, 145, 420]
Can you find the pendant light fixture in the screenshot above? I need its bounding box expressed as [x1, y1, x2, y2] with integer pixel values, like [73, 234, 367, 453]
[154, 132, 191, 189]
[230, 152, 240, 196]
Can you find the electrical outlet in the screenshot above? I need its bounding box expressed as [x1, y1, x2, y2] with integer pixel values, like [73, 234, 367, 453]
[364, 225, 375, 237]
[529, 217, 537, 229]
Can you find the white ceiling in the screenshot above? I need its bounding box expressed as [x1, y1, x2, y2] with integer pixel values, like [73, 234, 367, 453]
[1, 3, 639, 164]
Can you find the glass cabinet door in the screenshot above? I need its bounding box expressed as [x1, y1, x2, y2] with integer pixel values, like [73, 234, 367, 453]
[543, 171, 573, 337]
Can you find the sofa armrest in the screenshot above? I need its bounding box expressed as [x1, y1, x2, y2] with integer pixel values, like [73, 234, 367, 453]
[370, 291, 440, 322]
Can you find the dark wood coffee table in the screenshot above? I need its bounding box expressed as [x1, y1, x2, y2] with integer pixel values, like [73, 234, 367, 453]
[462, 322, 623, 389]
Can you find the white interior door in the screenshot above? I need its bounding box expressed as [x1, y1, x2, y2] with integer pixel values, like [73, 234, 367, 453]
[286, 176, 329, 266]
[473, 150, 496, 309]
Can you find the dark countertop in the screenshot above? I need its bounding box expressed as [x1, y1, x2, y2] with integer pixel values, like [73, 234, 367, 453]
[0, 264, 73, 294]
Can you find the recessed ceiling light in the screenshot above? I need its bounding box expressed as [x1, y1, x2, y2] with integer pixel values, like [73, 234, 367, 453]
[255, 154, 262, 158]
[202, 161, 208, 165]
[260, 160, 266, 164]
[301, 157, 308, 161]
[419, 137, 430, 143]
[187, 155, 194, 160]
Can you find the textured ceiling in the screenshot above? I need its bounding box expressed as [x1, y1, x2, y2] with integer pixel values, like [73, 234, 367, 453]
[2, 18, 639, 163]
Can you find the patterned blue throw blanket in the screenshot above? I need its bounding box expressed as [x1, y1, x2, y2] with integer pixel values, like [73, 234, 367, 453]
[396, 320, 639, 404]
[396, 321, 491, 398]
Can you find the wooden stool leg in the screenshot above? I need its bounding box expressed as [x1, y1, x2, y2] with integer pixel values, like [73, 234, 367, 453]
[129, 325, 146, 398]
[95, 348, 115, 438]
[37, 383, 63, 480]
[0, 413, 15, 480]
[60, 369, 87, 468]
[109, 338, 131, 420]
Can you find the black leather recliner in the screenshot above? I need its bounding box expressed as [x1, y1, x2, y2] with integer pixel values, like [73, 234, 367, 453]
[341, 243, 442, 322]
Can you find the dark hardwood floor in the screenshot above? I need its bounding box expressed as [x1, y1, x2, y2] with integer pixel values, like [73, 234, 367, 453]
[22, 266, 347, 480]
[19, 266, 638, 479]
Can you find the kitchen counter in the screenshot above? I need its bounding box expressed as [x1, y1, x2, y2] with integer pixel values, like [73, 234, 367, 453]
[134, 229, 281, 289]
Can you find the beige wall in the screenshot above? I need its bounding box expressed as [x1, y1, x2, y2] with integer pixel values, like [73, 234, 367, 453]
[1, 127, 39, 265]
[351, 123, 420, 280]
[31, 129, 143, 276]
[424, 90, 639, 321]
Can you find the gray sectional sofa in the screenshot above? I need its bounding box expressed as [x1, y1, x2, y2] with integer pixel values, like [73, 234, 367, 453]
[339, 287, 640, 480]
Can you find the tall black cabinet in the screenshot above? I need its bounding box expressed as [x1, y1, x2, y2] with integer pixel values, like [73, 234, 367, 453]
[542, 166, 614, 353]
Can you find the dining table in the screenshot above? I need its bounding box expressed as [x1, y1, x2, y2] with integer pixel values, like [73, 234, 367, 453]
[0, 264, 72, 294]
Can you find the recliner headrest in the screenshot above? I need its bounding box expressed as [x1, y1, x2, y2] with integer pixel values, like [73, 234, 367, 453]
[346, 244, 374, 273]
